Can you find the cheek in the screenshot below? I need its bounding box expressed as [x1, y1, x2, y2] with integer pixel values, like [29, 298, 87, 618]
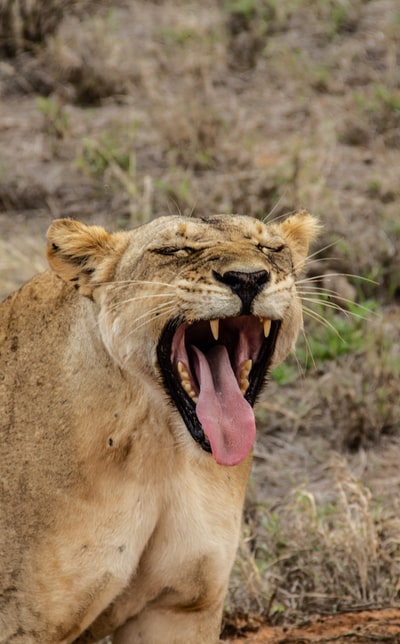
[98, 313, 127, 368]
[98, 308, 161, 374]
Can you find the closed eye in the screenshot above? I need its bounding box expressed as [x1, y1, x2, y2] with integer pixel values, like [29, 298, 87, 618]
[258, 243, 285, 254]
[152, 246, 197, 258]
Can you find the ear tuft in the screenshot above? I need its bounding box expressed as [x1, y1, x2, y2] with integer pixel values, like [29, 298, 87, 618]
[278, 210, 321, 275]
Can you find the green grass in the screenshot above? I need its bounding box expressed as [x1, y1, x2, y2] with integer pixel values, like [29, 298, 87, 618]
[272, 297, 379, 384]
[37, 96, 70, 139]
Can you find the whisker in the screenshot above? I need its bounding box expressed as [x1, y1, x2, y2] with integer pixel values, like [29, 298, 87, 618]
[297, 272, 378, 285]
[122, 305, 177, 340]
[300, 295, 354, 315]
[131, 301, 176, 325]
[297, 285, 346, 293]
[302, 305, 345, 341]
[167, 197, 182, 218]
[108, 293, 175, 314]
[262, 194, 289, 223]
[108, 300, 176, 331]
[301, 296, 376, 322]
[303, 240, 339, 262]
[297, 289, 357, 304]
[99, 279, 177, 289]
[188, 202, 197, 218]
[302, 256, 342, 265]
[299, 327, 317, 371]
[293, 242, 339, 274]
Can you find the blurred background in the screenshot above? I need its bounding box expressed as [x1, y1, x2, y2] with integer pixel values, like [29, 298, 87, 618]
[0, 0, 399, 637]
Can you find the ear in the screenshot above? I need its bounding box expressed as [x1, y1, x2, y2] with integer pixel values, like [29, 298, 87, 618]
[46, 219, 127, 297]
[277, 210, 320, 275]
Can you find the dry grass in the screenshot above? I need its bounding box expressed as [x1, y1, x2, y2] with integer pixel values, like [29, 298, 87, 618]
[0, 0, 88, 56]
[0, 235, 47, 299]
[225, 456, 400, 632]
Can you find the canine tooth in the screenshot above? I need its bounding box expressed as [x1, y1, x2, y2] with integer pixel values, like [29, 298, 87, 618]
[209, 319, 219, 341]
[240, 378, 249, 395]
[263, 318, 271, 338]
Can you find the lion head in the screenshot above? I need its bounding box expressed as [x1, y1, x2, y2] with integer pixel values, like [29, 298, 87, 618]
[47, 211, 319, 467]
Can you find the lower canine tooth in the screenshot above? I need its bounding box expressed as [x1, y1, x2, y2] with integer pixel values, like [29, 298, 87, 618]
[263, 318, 271, 337]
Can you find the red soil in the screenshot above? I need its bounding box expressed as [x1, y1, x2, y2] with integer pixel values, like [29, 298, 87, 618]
[226, 608, 400, 643]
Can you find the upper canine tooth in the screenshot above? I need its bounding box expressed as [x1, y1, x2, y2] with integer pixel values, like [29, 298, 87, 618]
[210, 319, 219, 341]
[263, 318, 271, 338]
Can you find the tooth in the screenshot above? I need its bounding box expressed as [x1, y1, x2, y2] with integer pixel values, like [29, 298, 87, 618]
[263, 318, 271, 338]
[209, 319, 219, 341]
[177, 361, 188, 377]
[177, 361, 197, 403]
[239, 359, 252, 396]
[240, 359, 252, 379]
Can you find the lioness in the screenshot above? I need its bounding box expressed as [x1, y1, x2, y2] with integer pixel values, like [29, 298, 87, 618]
[0, 212, 318, 643]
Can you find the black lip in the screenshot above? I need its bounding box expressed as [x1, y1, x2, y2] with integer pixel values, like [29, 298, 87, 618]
[156, 317, 281, 454]
[244, 319, 281, 405]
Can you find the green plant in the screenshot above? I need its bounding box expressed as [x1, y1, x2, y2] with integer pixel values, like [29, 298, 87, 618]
[271, 362, 300, 385]
[78, 135, 131, 178]
[300, 298, 378, 365]
[272, 293, 379, 376]
[155, 174, 193, 216]
[37, 96, 70, 139]
[374, 84, 400, 113]
[159, 26, 197, 46]
[75, 123, 152, 226]
[225, 0, 259, 20]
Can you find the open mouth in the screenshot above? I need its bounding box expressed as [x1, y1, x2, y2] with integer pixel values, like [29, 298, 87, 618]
[157, 315, 281, 466]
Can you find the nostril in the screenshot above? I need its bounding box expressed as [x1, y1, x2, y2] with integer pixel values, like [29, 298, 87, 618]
[213, 269, 269, 291]
[212, 269, 270, 313]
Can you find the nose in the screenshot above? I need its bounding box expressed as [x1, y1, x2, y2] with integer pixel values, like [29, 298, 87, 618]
[213, 269, 270, 313]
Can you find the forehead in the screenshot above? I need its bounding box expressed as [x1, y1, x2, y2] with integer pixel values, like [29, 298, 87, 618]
[140, 214, 281, 246]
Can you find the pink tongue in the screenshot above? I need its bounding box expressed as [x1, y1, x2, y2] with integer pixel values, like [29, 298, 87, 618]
[191, 345, 256, 466]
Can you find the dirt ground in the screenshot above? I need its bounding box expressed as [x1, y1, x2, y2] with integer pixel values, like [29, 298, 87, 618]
[0, 1, 400, 642]
[226, 608, 400, 642]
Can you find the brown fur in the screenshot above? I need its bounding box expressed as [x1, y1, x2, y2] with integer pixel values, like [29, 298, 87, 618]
[0, 212, 318, 643]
